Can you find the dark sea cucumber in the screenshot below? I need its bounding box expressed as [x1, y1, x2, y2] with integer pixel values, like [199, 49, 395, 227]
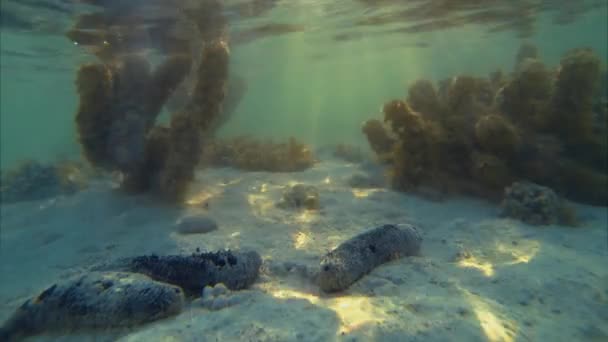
[120, 250, 262, 295]
[0, 272, 184, 341]
[318, 224, 422, 292]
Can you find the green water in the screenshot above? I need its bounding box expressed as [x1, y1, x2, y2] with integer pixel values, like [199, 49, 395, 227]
[1, 1, 607, 167]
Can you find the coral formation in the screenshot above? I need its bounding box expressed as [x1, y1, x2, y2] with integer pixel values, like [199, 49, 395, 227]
[318, 224, 422, 293]
[71, 0, 233, 203]
[332, 143, 365, 163]
[0, 272, 184, 341]
[202, 136, 315, 172]
[501, 181, 577, 226]
[0, 160, 88, 203]
[277, 184, 320, 210]
[197, 283, 253, 311]
[361, 119, 395, 161]
[363, 45, 607, 205]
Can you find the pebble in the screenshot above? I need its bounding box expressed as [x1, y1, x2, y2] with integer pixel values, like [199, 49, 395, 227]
[174, 215, 218, 234]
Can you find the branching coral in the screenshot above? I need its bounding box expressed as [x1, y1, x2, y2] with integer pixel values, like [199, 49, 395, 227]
[201, 136, 315, 172]
[72, 0, 232, 203]
[361, 119, 395, 161]
[363, 44, 607, 205]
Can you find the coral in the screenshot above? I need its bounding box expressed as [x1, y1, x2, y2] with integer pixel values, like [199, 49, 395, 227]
[383, 100, 441, 190]
[333, 143, 365, 163]
[202, 136, 315, 172]
[500, 58, 554, 129]
[71, 0, 234, 204]
[470, 152, 512, 191]
[198, 283, 253, 310]
[514, 41, 539, 69]
[501, 181, 577, 226]
[158, 40, 229, 202]
[361, 119, 395, 160]
[277, 184, 320, 210]
[406, 79, 443, 119]
[474, 114, 521, 158]
[0, 160, 87, 203]
[363, 43, 607, 205]
[546, 48, 602, 146]
[75, 54, 192, 174]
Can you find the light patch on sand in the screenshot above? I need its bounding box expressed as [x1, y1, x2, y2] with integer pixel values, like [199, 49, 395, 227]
[185, 188, 222, 206]
[247, 193, 275, 217]
[351, 188, 383, 198]
[457, 255, 495, 277]
[268, 287, 387, 334]
[293, 231, 312, 249]
[323, 176, 331, 184]
[294, 210, 319, 224]
[218, 178, 243, 187]
[496, 240, 540, 265]
[457, 239, 540, 276]
[461, 287, 517, 342]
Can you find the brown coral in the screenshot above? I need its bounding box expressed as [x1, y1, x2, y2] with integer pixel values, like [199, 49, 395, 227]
[201, 136, 315, 172]
[474, 114, 521, 158]
[72, 0, 232, 204]
[361, 119, 395, 160]
[363, 43, 607, 205]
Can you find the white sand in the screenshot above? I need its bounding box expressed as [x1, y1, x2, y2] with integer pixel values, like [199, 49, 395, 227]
[1, 158, 606, 342]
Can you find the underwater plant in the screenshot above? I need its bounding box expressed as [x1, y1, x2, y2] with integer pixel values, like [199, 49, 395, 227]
[71, 0, 232, 203]
[201, 136, 315, 172]
[363, 44, 607, 205]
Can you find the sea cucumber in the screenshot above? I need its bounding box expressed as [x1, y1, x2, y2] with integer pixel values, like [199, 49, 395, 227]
[318, 224, 422, 292]
[121, 250, 262, 295]
[0, 272, 184, 341]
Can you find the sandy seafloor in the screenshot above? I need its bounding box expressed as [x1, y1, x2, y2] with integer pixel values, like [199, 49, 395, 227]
[1, 156, 607, 342]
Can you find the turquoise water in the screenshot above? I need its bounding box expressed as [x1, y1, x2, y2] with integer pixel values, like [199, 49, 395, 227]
[1, 2, 607, 341]
[1, 1, 606, 167]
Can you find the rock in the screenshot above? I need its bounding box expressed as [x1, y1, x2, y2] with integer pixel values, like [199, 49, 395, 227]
[346, 173, 383, 188]
[174, 215, 218, 234]
[501, 181, 577, 226]
[0, 160, 86, 204]
[318, 224, 422, 292]
[277, 184, 320, 210]
[198, 283, 252, 311]
[0, 272, 184, 341]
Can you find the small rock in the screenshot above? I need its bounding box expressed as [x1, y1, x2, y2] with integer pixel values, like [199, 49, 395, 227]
[277, 184, 320, 210]
[347, 173, 383, 188]
[500, 181, 577, 226]
[174, 215, 218, 234]
[457, 307, 469, 316]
